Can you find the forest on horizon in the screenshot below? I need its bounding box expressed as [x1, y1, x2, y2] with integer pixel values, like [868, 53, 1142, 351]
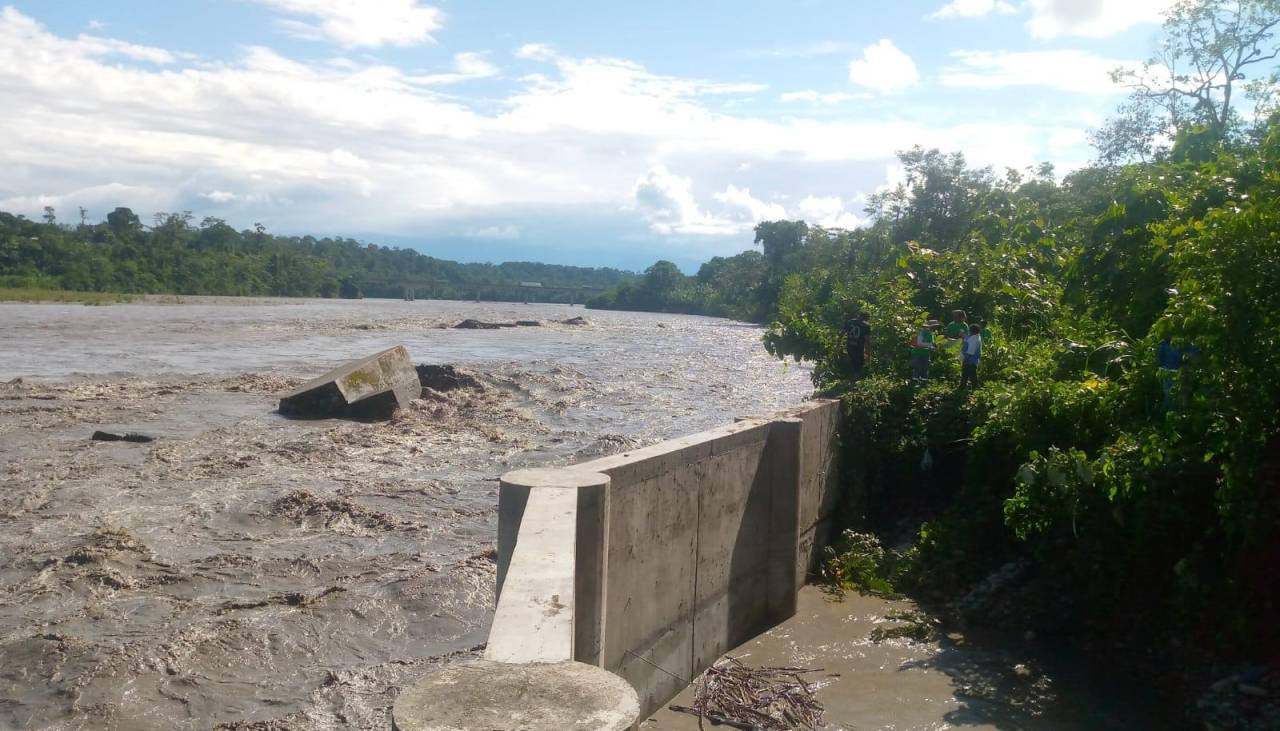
[0, 206, 636, 302]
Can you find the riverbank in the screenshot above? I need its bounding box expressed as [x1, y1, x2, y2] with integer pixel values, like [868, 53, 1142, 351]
[0, 286, 135, 304]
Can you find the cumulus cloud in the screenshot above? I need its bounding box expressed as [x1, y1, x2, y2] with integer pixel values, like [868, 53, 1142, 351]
[252, 0, 443, 48]
[407, 52, 499, 85]
[941, 49, 1133, 94]
[633, 166, 733, 235]
[848, 40, 920, 94]
[927, 0, 1016, 20]
[1025, 0, 1173, 39]
[0, 7, 1103, 250]
[797, 196, 863, 229]
[714, 185, 787, 225]
[514, 42, 557, 61]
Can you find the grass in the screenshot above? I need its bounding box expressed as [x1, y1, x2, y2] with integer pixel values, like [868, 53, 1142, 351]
[0, 288, 135, 305]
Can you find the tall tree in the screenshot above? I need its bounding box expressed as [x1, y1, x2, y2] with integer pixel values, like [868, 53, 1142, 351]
[1098, 0, 1280, 162]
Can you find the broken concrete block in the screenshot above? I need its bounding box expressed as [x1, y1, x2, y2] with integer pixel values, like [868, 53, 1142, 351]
[278, 345, 419, 420]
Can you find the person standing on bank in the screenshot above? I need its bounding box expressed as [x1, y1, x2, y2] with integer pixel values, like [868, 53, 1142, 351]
[959, 323, 982, 389]
[911, 319, 941, 385]
[845, 311, 872, 380]
[944, 309, 968, 340]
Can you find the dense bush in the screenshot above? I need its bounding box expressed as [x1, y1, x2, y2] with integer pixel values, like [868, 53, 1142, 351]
[762, 132, 1280, 682]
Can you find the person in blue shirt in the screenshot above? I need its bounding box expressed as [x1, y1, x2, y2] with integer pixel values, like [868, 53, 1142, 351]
[1158, 338, 1199, 411]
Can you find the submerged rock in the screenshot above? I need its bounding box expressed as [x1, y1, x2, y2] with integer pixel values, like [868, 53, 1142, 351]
[515, 320, 541, 327]
[453, 319, 515, 330]
[561, 316, 589, 326]
[91, 430, 155, 443]
[278, 345, 419, 420]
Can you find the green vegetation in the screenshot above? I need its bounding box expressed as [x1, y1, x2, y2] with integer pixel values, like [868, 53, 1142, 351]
[599, 0, 1280, 708]
[0, 209, 634, 301]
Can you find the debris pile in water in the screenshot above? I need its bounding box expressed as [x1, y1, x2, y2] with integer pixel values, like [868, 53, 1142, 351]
[670, 656, 827, 730]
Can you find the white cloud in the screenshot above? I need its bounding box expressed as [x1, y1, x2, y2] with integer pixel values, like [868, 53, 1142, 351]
[797, 196, 863, 229]
[0, 8, 1105, 248]
[779, 90, 865, 104]
[252, 0, 443, 48]
[848, 39, 920, 94]
[714, 185, 787, 225]
[633, 166, 733, 235]
[406, 52, 498, 85]
[466, 224, 520, 239]
[633, 174, 788, 235]
[927, 0, 1016, 20]
[1025, 0, 1173, 39]
[72, 34, 184, 64]
[514, 42, 557, 61]
[941, 49, 1133, 94]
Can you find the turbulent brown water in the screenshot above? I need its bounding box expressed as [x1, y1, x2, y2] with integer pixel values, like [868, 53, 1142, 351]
[0, 298, 813, 731]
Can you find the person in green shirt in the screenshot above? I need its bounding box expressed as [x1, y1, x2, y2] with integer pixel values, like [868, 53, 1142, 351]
[941, 310, 968, 364]
[911, 319, 942, 384]
[943, 309, 969, 340]
[977, 318, 991, 345]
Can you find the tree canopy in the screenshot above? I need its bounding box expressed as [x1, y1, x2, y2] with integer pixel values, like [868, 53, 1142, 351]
[0, 209, 635, 302]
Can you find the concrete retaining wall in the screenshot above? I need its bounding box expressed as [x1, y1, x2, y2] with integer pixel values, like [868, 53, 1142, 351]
[488, 399, 843, 718]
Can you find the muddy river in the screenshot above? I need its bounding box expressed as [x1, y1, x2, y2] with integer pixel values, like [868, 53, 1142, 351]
[0, 298, 813, 730]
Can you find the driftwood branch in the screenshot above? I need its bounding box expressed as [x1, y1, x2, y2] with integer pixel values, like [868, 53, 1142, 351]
[668, 657, 828, 730]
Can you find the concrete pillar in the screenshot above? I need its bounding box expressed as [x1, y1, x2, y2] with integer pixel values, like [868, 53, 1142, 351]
[765, 417, 803, 622]
[494, 468, 610, 666]
[392, 660, 638, 731]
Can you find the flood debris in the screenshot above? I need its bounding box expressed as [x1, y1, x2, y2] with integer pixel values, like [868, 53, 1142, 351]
[278, 345, 420, 420]
[415, 364, 484, 393]
[91, 430, 155, 443]
[452, 319, 515, 329]
[215, 586, 347, 615]
[561, 316, 589, 326]
[670, 656, 827, 730]
[515, 320, 541, 327]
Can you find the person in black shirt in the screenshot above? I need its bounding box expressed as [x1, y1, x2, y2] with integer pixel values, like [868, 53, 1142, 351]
[844, 311, 871, 380]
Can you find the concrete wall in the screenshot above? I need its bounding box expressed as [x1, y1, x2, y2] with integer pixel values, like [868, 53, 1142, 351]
[489, 399, 843, 719]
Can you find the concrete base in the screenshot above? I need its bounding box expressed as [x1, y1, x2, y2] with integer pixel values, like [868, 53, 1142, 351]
[278, 345, 419, 420]
[392, 660, 639, 731]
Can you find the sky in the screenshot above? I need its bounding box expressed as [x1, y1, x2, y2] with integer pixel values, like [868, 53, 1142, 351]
[0, 0, 1176, 271]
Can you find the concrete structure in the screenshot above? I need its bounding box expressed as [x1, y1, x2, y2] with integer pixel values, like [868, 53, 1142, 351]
[392, 399, 842, 727]
[392, 660, 638, 731]
[278, 345, 420, 420]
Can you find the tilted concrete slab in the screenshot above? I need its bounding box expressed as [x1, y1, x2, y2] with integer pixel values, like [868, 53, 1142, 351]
[278, 345, 419, 420]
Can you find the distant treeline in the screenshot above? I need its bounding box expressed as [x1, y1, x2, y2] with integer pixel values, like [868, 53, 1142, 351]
[0, 208, 635, 301]
[584, 221, 828, 322]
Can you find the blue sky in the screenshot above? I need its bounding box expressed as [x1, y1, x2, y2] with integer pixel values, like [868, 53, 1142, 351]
[0, 0, 1174, 271]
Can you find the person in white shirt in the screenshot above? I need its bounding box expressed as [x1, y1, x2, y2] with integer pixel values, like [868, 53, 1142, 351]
[959, 324, 982, 389]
